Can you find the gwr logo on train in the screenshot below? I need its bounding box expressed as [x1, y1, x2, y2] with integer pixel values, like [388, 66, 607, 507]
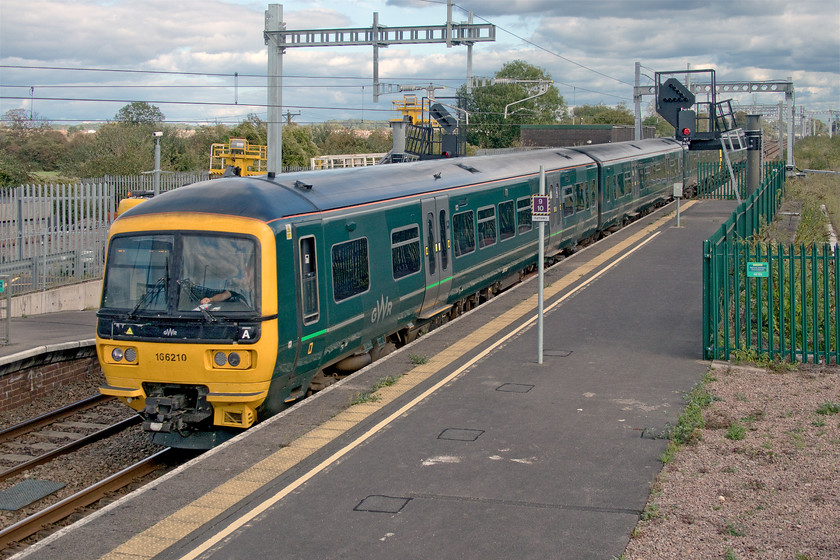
[371, 295, 393, 324]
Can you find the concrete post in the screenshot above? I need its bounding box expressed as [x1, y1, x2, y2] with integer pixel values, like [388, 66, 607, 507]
[153, 133, 161, 196]
[746, 114, 762, 196]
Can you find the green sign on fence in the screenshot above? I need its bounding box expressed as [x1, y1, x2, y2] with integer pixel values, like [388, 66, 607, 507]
[746, 262, 769, 278]
[0, 279, 4, 293]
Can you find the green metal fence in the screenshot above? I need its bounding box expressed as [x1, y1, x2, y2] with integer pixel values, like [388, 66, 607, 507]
[696, 160, 747, 199]
[702, 162, 839, 364]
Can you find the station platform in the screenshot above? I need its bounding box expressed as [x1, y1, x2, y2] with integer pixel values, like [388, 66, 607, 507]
[11, 199, 737, 560]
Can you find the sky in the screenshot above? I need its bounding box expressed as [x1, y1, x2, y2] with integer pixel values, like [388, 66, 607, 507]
[1, 0, 838, 128]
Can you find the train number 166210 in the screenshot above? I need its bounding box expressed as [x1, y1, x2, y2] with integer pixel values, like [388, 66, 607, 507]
[155, 352, 188, 362]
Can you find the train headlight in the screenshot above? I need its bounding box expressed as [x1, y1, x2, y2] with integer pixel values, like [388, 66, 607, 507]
[124, 348, 137, 363]
[112, 348, 124, 362]
[208, 349, 252, 370]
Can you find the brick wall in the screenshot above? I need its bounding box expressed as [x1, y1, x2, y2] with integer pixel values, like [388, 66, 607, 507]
[0, 353, 101, 412]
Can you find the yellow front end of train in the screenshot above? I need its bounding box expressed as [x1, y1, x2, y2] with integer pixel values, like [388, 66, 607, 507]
[96, 213, 280, 447]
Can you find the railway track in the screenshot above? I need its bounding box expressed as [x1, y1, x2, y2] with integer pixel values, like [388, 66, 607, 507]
[0, 448, 174, 551]
[0, 395, 141, 483]
[0, 396, 178, 556]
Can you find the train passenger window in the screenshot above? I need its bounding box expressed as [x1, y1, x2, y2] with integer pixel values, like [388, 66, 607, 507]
[453, 210, 475, 257]
[499, 201, 515, 241]
[563, 187, 574, 217]
[516, 197, 532, 234]
[575, 185, 585, 212]
[391, 226, 421, 280]
[300, 236, 319, 324]
[332, 238, 369, 302]
[477, 206, 497, 249]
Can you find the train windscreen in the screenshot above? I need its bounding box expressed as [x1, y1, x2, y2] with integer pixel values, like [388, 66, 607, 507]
[102, 233, 258, 314]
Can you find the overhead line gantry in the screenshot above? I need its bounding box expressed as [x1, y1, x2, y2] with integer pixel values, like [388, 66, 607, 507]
[263, 1, 495, 174]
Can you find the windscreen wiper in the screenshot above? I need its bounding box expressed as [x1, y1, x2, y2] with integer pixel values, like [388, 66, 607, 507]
[128, 275, 168, 319]
[178, 278, 221, 323]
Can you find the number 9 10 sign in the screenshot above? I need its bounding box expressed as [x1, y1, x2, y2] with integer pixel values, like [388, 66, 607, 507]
[531, 195, 550, 222]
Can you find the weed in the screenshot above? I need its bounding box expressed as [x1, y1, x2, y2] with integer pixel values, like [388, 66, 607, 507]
[816, 401, 840, 415]
[724, 520, 745, 537]
[371, 375, 399, 391]
[735, 392, 748, 402]
[660, 441, 678, 464]
[795, 553, 815, 560]
[812, 417, 826, 427]
[350, 391, 379, 405]
[640, 501, 661, 522]
[408, 353, 429, 365]
[724, 548, 739, 560]
[726, 422, 747, 441]
[722, 465, 738, 474]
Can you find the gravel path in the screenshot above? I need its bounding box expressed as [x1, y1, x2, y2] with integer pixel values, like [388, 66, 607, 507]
[624, 362, 840, 559]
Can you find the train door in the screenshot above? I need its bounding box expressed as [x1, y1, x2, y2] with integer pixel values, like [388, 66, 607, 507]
[419, 196, 452, 319]
[292, 222, 326, 390]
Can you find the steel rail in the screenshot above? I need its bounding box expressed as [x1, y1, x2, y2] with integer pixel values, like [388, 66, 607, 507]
[0, 415, 142, 483]
[0, 394, 112, 444]
[0, 448, 173, 550]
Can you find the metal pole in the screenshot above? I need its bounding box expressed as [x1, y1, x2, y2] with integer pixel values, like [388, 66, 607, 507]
[634, 62, 642, 140]
[786, 80, 795, 170]
[265, 4, 284, 175]
[538, 166, 545, 365]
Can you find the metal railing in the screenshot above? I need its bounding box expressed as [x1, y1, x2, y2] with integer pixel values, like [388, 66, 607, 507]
[702, 163, 839, 364]
[1, 174, 204, 298]
[0, 275, 9, 345]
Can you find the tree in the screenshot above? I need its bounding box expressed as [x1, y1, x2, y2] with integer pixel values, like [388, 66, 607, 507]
[282, 124, 319, 167]
[115, 102, 165, 125]
[230, 114, 267, 145]
[573, 103, 634, 125]
[458, 60, 566, 149]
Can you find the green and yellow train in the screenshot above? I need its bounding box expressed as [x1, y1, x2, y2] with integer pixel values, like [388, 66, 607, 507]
[97, 137, 713, 448]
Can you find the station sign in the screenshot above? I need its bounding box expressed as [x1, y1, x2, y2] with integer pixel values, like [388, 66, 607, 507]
[532, 195, 550, 222]
[746, 262, 769, 278]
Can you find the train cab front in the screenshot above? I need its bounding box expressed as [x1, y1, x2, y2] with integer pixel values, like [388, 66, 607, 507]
[95, 216, 280, 449]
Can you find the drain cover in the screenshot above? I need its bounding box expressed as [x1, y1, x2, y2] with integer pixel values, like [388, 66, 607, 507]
[496, 383, 535, 393]
[0, 479, 66, 511]
[354, 495, 412, 514]
[438, 428, 484, 441]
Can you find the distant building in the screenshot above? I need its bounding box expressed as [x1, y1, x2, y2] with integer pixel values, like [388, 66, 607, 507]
[520, 124, 656, 147]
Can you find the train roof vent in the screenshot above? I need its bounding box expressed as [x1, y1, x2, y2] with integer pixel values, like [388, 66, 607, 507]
[629, 144, 642, 150]
[294, 180, 313, 190]
[555, 152, 573, 160]
[456, 162, 481, 174]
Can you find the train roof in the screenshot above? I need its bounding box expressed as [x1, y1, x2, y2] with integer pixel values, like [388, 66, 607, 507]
[570, 137, 682, 163]
[121, 147, 595, 224]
